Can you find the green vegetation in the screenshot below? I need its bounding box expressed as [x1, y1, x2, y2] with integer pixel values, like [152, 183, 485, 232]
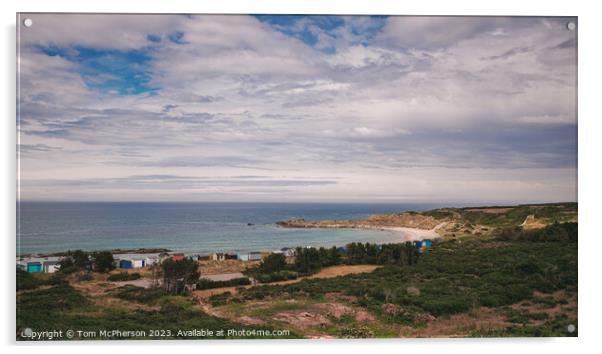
[294, 246, 340, 274]
[237, 225, 576, 336]
[258, 253, 287, 273]
[17, 284, 298, 340]
[197, 277, 251, 289]
[495, 222, 577, 243]
[248, 243, 419, 284]
[92, 251, 116, 272]
[458, 203, 577, 227]
[346, 242, 419, 266]
[60, 250, 91, 270]
[255, 270, 298, 283]
[16, 269, 44, 291]
[107, 272, 141, 282]
[208, 291, 235, 306]
[113, 285, 167, 304]
[161, 258, 199, 294]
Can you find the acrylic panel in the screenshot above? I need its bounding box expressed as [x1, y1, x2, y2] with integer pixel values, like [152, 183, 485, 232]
[16, 14, 577, 340]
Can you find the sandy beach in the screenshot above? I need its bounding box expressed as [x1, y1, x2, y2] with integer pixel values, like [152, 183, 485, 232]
[375, 222, 446, 242]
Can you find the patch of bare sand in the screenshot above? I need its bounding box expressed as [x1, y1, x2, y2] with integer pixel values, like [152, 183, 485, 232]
[522, 218, 549, 230]
[310, 264, 380, 278]
[199, 260, 260, 275]
[193, 286, 243, 300]
[273, 311, 331, 329]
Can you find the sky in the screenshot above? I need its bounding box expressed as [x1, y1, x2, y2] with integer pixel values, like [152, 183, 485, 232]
[17, 14, 577, 204]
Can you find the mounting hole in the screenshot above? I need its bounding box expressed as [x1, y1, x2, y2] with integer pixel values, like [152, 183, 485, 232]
[567, 324, 576, 333]
[23, 18, 33, 28]
[567, 22, 576, 31]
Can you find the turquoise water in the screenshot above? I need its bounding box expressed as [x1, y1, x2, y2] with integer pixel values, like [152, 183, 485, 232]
[17, 202, 442, 255]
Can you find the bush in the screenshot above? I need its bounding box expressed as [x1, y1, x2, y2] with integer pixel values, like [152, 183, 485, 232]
[259, 253, 286, 273]
[197, 277, 251, 290]
[16, 269, 44, 291]
[420, 297, 471, 316]
[113, 285, 166, 304]
[208, 291, 233, 306]
[92, 251, 115, 273]
[255, 271, 298, 283]
[495, 222, 577, 243]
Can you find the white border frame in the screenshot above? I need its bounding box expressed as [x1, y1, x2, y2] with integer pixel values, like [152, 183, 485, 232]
[3, 1, 600, 353]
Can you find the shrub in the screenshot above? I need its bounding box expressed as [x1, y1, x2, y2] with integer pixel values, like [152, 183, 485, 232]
[92, 251, 115, 273]
[197, 277, 251, 290]
[259, 253, 286, 273]
[208, 291, 232, 306]
[494, 222, 577, 243]
[113, 285, 166, 304]
[16, 269, 43, 291]
[338, 325, 374, 338]
[255, 271, 298, 283]
[420, 297, 471, 316]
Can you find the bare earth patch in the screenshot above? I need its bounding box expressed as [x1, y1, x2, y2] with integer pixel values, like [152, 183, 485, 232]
[199, 260, 259, 275]
[193, 286, 243, 300]
[273, 311, 331, 329]
[309, 265, 380, 279]
[398, 307, 510, 338]
[511, 291, 577, 321]
[238, 316, 266, 325]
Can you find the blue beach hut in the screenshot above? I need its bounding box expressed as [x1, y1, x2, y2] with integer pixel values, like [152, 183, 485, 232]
[414, 241, 423, 249]
[424, 240, 433, 248]
[119, 259, 133, 269]
[27, 262, 42, 273]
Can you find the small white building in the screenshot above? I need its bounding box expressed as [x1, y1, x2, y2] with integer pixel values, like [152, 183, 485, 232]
[43, 261, 60, 273]
[281, 248, 296, 257]
[145, 255, 159, 266]
[248, 252, 262, 261]
[211, 253, 226, 261]
[131, 258, 145, 268]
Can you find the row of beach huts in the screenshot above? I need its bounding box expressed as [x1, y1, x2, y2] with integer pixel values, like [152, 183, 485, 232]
[17, 241, 433, 274]
[16, 248, 297, 274]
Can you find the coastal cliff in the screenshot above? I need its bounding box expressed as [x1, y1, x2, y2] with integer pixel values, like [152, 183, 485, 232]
[275, 203, 578, 240]
[276, 212, 441, 230]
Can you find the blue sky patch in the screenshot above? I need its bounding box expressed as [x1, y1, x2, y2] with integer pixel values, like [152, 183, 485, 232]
[147, 34, 162, 43]
[168, 31, 187, 44]
[255, 15, 387, 52]
[39, 45, 158, 95]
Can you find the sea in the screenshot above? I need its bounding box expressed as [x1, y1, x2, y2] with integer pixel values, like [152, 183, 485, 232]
[17, 202, 444, 256]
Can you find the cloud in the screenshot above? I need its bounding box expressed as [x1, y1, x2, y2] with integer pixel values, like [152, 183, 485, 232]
[146, 156, 267, 168]
[17, 14, 577, 203]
